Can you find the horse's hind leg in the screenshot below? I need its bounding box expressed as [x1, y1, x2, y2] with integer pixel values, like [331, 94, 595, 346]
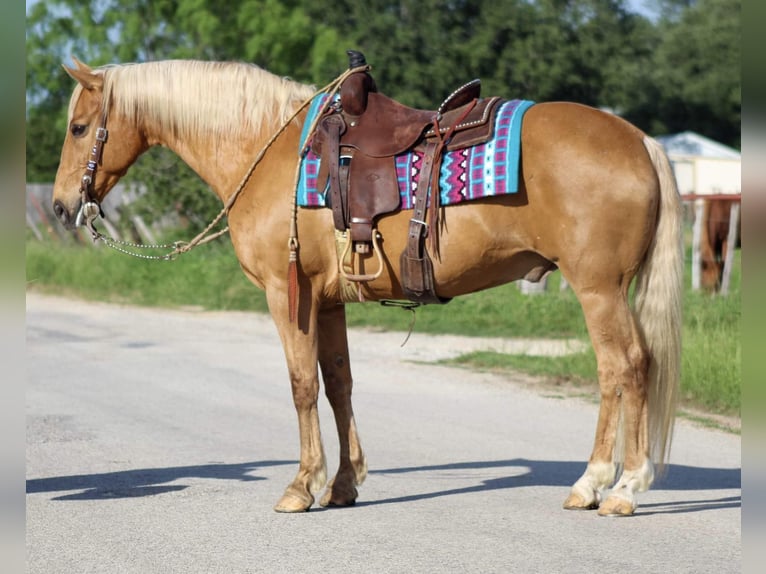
[564, 288, 653, 516]
[316, 304, 367, 507]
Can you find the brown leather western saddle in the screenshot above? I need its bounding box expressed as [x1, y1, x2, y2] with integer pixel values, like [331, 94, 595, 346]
[311, 51, 505, 303]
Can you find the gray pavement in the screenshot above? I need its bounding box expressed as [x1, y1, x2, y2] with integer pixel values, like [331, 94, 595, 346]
[26, 292, 741, 573]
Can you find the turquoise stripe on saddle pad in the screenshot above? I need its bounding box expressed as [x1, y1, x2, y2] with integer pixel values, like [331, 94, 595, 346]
[296, 94, 534, 208]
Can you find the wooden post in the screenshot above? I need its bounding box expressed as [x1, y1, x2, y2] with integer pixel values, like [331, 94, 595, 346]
[719, 202, 740, 295]
[26, 212, 44, 241]
[691, 199, 704, 291]
[131, 214, 157, 245]
[27, 188, 63, 242]
[100, 216, 122, 242]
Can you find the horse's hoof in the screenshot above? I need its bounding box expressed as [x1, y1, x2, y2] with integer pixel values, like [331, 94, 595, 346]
[563, 492, 599, 510]
[320, 496, 357, 508]
[273, 492, 313, 513]
[319, 490, 356, 508]
[597, 495, 636, 517]
[319, 485, 359, 508]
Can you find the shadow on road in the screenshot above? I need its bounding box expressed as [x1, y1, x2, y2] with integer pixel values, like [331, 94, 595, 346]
[26, 458, 740, 514]
[370, 458, 740, 489]
[25, 460, 296, 501]
[355, 458, 741, 513]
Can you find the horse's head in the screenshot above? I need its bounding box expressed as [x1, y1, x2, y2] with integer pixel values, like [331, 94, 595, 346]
[52, 58, 147, 229]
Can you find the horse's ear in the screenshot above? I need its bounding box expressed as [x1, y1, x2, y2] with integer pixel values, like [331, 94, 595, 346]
[62, 56, 103, 91]
[70, 56, 90, 72]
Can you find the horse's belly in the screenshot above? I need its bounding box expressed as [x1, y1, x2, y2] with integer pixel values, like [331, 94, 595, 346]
[358, 200, 551, 300]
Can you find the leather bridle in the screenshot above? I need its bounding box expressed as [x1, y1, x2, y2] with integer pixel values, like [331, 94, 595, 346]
[75, 105, 109, 237]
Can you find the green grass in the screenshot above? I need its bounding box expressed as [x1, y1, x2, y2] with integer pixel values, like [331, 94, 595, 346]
[448, 348, 598, 388]
[680, 288, 741, 414]
[25, 238, 740, 418]
[26, 239, 269, 312]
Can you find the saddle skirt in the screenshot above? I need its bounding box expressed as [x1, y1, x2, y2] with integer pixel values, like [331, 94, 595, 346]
[297, 96, 534, 209]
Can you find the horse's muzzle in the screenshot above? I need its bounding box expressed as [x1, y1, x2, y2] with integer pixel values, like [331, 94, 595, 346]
[53, 199, 80, 229]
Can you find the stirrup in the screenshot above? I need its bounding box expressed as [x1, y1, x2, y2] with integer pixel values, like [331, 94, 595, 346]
[338, 229, 385, 283]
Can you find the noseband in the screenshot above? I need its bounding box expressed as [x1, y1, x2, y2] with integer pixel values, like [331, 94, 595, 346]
[75, 106, 109, 237]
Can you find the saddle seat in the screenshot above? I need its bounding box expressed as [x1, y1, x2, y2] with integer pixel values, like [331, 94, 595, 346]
[340, 91, 436, 158]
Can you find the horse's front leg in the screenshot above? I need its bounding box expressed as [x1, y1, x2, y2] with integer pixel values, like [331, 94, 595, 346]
[267, 290, 327, 513]
[316, 304, 367, 507]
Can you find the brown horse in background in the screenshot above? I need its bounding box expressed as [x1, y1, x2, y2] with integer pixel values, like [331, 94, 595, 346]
[700, 198, 741, 291]
[52, 58, 683, 516]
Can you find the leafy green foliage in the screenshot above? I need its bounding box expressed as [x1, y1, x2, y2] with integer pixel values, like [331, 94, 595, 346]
[651, 0, 741, 146]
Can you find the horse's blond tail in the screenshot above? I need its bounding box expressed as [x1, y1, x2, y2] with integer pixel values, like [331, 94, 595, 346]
[634, 136, 684, 470]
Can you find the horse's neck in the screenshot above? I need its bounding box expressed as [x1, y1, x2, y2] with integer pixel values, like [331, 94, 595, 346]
[144, 126, 262, 203]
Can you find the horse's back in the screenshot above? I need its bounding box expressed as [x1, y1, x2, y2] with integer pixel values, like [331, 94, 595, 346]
[521, 102, 653, 189]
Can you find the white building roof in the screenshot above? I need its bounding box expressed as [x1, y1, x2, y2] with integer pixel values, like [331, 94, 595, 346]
[655, 131, 741, 160]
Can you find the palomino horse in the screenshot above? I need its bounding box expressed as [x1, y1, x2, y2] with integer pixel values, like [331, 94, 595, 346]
[52, 58, 682, 516]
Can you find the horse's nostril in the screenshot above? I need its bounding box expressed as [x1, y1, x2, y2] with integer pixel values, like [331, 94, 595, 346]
[53, 200, 70, 225]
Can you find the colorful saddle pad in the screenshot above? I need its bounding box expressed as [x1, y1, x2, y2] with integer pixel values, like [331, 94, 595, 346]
[296, 95, 534, 209]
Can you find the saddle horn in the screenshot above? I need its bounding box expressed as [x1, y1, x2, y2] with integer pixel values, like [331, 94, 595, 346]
[347, 50, 367, 69]
[341, 50, 376, 116]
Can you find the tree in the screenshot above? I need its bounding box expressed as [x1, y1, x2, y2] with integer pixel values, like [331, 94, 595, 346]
[303, 0, 487, 107]
[651, 0, 740, 147]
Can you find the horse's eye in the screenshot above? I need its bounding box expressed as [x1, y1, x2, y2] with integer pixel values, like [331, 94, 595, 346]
[70, 124, 87, 137]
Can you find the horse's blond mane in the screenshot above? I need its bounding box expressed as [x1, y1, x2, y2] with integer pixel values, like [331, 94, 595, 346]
[94, 60, 316, 140]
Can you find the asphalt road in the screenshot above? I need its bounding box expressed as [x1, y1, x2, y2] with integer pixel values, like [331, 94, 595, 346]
[26, 292, 741, 573]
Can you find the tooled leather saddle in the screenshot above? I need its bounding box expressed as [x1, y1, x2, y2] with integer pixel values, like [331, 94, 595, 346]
[310, 51, 505, 303]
